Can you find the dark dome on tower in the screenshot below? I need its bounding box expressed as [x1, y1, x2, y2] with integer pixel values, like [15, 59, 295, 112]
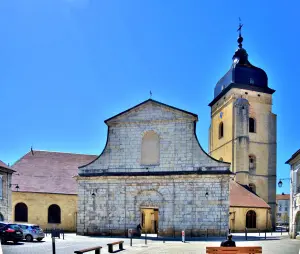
[209, 31, 275, 107]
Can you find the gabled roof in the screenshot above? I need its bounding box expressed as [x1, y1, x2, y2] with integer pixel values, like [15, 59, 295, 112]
[104, 99, 198, 124]
[11, 150, 97, 195]
[276, 194, 290, 200]
[230, 180, 270, 209]
[0, 160, 15, 173]
[286, 149, 300, 164]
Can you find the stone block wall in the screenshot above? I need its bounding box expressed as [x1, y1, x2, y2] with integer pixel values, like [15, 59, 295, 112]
[0, 172, 12, 221]
[76, 174, 230, 237]
[79, 102, 230, 175]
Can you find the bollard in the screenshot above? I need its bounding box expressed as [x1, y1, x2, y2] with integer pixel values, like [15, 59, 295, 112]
[265, 230, 266, 240]
[281, 227, 283, 235]
[52, 237, 56, 254]
[259, 229, 260, 236]
[130, 236, 132, 246]
[145, 232, 147, 245]
[62, 230, 64, 240]
[245, 228, 247, 241]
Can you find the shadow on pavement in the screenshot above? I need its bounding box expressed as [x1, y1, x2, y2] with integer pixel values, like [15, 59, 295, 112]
[2, 242, 24, 246]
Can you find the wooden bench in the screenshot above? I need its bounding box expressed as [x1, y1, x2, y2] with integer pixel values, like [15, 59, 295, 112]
[107, 241, 124, 253]
[206, 246, 262, 253]
[74, 246, 102, 254]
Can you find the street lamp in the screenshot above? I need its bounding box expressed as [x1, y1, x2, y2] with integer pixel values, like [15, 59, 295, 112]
[205, 191, 209, 199]
[278, 178, 291, 188]
[9, 184, 19, 191]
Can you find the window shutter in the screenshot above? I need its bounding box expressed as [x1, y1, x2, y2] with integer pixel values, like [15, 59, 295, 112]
[293, 169, 298, 194]
[0, 175, 3, 199]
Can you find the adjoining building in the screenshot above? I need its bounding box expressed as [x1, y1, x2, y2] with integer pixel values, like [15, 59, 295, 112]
[276, 193, 290, 226]
[208, 27, 277, 228]
[0, 160, 15, 221]
[11, 151, 96, 231]
[76, 99, 233, 237]
[286, 149, 300, 238]
[229, 180, 271, 232]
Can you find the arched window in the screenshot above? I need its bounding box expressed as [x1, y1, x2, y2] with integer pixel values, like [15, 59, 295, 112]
[15, 203, 28, 222]
[246, 210, 256, 228]
[249, 118, 256, 133]
[249, 183, 256, 193]
[0, 213, 4, 221]
[48, 204, 61, 224]
[249, 155, 256, 171]
[141, 131, 160, 165]
[219, 122, 224, 139]
[219, 157, 223, 162]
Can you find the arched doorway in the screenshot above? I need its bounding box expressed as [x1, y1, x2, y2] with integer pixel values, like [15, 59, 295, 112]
[48, 204, 61, 224]
[246, 210, 256, 228]
[294, 211, 300, 236]
[15, 203, 28, 222]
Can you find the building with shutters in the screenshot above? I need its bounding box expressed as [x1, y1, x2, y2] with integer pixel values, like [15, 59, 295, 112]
[286, 149, 300, 238]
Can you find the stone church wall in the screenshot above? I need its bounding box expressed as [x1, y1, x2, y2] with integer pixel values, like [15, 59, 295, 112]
[76, 174, 230, 237]
[79, 118, 229, 175]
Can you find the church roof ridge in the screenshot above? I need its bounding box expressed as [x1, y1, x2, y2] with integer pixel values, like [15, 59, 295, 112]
[104, 98, 198, 124]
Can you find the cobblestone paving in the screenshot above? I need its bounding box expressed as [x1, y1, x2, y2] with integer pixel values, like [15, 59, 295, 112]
[1, 233, 299, 254]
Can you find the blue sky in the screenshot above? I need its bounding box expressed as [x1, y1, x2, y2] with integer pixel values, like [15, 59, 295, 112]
[0, 0, 299, 194]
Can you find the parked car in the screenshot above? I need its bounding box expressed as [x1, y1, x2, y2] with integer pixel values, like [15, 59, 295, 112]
[18, 223, 45, 242]
[0, 223, 23, 244]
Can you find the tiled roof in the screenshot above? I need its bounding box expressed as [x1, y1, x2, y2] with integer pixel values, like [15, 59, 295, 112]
[0, 160, 14, 172]
[276, 194, 290, 200]
[230, 180, 270, 209]
[11, 150, 97, 195]
[0, 160, 10, 169]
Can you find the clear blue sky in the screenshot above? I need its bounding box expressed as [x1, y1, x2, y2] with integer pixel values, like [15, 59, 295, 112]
[1, 1, 299, 194]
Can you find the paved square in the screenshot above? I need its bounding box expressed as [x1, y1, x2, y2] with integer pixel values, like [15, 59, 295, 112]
[2, 233, 300, 254]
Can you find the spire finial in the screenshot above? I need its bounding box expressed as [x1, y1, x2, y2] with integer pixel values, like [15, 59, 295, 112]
[150, 90, 152, 99]
[237, 17, 243, 48]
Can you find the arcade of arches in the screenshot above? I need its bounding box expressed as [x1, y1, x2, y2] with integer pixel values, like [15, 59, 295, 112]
[14, 202, 62, 224]
[12, 191, 77, 231]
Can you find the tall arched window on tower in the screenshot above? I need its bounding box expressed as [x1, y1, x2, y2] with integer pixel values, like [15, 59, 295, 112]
[246, 210, 256, 228]
[219, 122, 224, 139]
[249, 117, 256, 133]
[48, 204, 61, 224]
[141, 131, 160, 165]
[249, 155, 256, 172]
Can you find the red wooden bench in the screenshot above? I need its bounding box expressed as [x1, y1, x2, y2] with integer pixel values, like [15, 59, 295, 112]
[206, 246, 262, 253]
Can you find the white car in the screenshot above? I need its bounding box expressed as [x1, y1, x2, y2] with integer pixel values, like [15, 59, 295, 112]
[18, 223, 45, 242]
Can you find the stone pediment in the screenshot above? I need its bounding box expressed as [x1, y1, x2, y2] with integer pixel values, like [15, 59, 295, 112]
[105, 99, 198, 125]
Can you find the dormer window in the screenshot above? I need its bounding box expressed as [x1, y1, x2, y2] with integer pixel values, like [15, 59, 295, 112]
[249, 78, 254, 84]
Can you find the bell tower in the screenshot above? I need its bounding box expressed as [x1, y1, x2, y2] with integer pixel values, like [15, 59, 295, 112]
[208, 23, 277, 228]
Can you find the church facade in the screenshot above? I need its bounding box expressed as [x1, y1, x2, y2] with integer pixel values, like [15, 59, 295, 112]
[208, 30, 277, 228]
[76, 100, 232, 236]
